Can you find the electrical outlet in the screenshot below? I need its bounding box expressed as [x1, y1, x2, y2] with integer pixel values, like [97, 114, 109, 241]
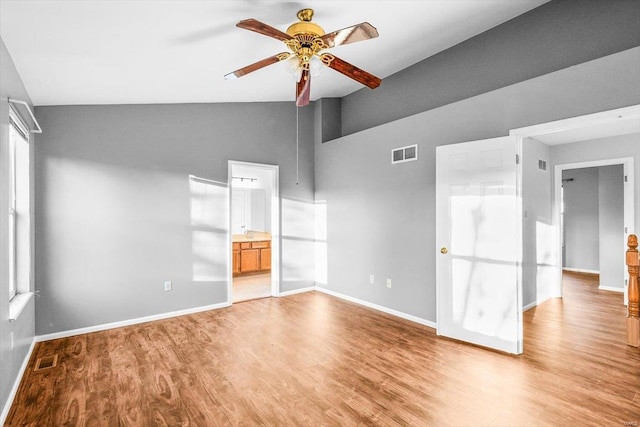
[164, 281, 172, 291]
[386, 278, 392, 288]
[369, 274, 375, 284]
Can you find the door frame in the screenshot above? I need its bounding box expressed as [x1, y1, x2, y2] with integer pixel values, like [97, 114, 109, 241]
[227, 161, 280, 303]
[554, 158, 634, 302]
[510, 105, 639, 303]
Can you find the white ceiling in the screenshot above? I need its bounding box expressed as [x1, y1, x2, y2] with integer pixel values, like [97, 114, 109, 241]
[0, 0, 548, 106]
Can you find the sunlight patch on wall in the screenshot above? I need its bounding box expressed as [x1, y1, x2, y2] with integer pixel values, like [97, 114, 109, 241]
[189, 175, 228, 282]
[315, 200, 327, 286]
[282, 197, 315, 240]
[189, 175, 228, 230]
[281, 197, 316, 285]
[536, 220, 559, 300]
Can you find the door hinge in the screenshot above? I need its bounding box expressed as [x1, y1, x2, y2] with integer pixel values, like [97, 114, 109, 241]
[625, 226, 628, 233]
[624, 175, 628, 182]
[516, 154, 520, 164]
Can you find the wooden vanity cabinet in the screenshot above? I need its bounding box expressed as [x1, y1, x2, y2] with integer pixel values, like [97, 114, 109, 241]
[260, 248, 271, 271]
[232, 243, 241, 275]
[233, 240, 271, 276]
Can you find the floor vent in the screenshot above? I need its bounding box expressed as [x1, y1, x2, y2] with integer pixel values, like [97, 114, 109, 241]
[391, 144, 418, 164]
[34, 354, 58, 372]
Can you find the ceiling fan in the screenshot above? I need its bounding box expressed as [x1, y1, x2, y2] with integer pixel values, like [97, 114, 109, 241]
[224, 8, 381, 107]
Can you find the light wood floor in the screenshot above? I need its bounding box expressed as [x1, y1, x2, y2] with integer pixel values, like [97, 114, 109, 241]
[233, 273, 271, 303]
[6, 272, 640, 426]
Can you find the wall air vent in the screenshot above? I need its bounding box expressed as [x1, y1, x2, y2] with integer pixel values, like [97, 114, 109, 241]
[391, 144, 418, 164]
[538, 159, 547, 171]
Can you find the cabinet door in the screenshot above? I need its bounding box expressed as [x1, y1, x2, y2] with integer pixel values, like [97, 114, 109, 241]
[240, 249, 260, 273]
[260, 248, 271, 271]
[233, 250, 241, 275]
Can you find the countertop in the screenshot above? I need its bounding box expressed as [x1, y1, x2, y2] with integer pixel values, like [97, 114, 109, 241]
[232, 232, 272, 242]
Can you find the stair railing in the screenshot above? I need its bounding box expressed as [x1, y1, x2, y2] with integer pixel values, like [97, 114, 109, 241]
[627, 234, 639, 347]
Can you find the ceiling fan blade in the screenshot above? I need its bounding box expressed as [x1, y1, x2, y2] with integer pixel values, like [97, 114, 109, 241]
[225, 53, 290, 80]
[321, 54, 381, 89]
[236, 18, 293, 42]
[296, 68, 311, 107]
[319, 22, 378, 48]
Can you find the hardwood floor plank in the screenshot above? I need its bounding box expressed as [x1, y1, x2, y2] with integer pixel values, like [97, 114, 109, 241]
[6, 272, 640, 425]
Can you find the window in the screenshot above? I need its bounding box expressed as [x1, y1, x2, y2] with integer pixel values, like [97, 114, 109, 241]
[8, 107, 30, 302]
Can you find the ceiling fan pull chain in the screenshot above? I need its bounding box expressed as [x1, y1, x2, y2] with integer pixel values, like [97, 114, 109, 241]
[296, 104, 299, 186]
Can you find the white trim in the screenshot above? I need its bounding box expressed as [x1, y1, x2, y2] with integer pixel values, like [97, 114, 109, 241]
[509, 105, 640, 140]
[562, 267, 600, 274]
[228, 161, 280, 304]
[9, 292, 33, 321]
[7, 98, 41, 134]
[0, 338, 36, 425]
[278, 286, 315, 297]
[598, 285, 624, 293]
[36, 302, 230, 342]
[316, 286, 436, 329]
[523, 295, 555, 312]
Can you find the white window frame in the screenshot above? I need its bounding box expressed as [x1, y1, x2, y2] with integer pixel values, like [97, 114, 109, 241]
[8, 107, 30, 303]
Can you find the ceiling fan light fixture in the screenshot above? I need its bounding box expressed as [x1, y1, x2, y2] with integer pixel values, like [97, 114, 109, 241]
[309, 55, 323, 78]
[283, 55, 304, 82]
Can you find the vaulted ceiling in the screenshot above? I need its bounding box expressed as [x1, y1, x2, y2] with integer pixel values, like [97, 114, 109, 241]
[0, 0, 548, 106]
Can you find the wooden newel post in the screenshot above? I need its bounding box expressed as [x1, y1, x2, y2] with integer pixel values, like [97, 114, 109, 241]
[627, 234, 639, 347]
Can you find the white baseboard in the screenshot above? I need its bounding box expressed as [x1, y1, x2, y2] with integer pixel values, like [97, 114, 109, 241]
[563, 267, 600, 274]
[36, 301, 231, 342]
[315, 286, 436, 329]
[278, 286, 315, 297]
[1, 338, 36, 425]
[523, 294, 556, 312]
[598, 285, 624, 293]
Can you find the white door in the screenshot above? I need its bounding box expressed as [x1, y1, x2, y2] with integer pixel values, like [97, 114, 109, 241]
[436, 136, 522, 354]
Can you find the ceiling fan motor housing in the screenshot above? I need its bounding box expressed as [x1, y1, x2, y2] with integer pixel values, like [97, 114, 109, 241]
[285, 10, 326, 64]
[286, 9, 325, 37]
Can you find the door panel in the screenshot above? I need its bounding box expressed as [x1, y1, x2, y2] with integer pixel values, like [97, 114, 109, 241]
[436, 136, 522, 354]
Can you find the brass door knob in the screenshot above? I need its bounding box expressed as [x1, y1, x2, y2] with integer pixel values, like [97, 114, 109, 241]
[440, 247, 448, 254]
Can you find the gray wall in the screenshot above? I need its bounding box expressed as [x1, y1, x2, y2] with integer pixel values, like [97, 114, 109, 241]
[599, 164, 624, 289]
[522, 138, 552, 307]
[315, 47, 640, 323]
[562, 168, 600, 271]
[34, 102, 315, 335]
[341, 0, 640, 136]
[550, 133, 640, 251]
[0, 38, 36, 421]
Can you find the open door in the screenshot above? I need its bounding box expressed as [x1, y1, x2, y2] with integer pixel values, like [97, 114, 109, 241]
[436, 136, 523, 354]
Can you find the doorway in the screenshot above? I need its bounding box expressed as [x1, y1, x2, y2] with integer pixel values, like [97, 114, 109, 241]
[228, 161, 280, 303]
[510, 105, 638, 305]
[557, 159, 632, 303]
